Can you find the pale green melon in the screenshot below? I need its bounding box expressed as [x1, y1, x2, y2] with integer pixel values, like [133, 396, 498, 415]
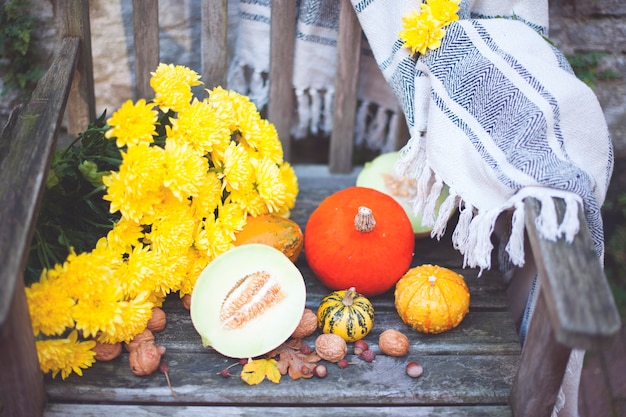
[190, 244, 306, 358]
[356, 152, 450, 237]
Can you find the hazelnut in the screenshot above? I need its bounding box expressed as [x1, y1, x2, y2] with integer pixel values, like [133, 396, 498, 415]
[147, 307, 167, 332]
[93, 341, 122, 361]
[406, 361, 424, 378]
[129, 341, 162, 376]
[314, 333, 347, 363]
[181, 294, 192, 310]
[291, 308, 318, 339]
[378, 329, 410, 357]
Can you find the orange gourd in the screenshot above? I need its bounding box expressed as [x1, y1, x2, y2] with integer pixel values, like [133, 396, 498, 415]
[234, 214, 303, 262]
[304, 186, 415, 297]
[394, 264, 470, 334]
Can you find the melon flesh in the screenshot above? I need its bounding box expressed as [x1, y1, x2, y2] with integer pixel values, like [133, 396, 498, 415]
[190, 244, 306, 358]
[356, 151, 450, 237]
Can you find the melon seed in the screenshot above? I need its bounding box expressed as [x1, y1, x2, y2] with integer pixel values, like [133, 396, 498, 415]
[219, 271, 286, 329]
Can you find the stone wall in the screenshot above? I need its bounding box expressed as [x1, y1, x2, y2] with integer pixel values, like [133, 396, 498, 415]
[3, 0, 626, 163]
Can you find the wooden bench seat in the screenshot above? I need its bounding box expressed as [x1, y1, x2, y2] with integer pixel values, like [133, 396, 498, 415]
[42, 169, 520, 416]
[0, 1, 621, 417]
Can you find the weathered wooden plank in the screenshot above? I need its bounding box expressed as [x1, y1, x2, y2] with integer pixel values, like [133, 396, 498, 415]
[58, 0, 95, 135]
[0, 37, 80, 417]
[524, 197, 621, 350]
[153, 297, 518, 355]
[132, 0, 159, 100]
[45, 351, 517, 406]
[329, 0, 361, 173]
[45, 404, 512, 417]
[45, 404, 512, 416]
[201, 0, 228, 90]
[268, 0, 297, 161]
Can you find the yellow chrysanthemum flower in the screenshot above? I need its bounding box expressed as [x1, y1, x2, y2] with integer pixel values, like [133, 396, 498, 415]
[217, 201, 247, 241]
[228, 186, 268, 217]
[72, 284, 124, 339]
[117, 245, 160, 299]
[399, 0, 459, 56]
[190, 171, 223, 220]
[36, 330, 96, 379]
[253, 158, 287, 213]
[150, 63, 202, 113]
[205, 86, 239, 132]
[104, 99, 158, 148]
[51, 249, 117, 301]
[106, 218, 145, 254]
[97, 291, 154, 344]
[278, 162, 299, 214]
[102, 144, 166, 223]
[163, 138, 209, 201]
[26, 275, 75, 336]
[145, 196, 196, 256]
[399, 9, 446, 56]
[251, 118, 284, 164]
[194, 213, 235, 259]
[222, 141, 254, 193]
[168, 98, 231, 156]
[177, 247, 210, 297]
[428, 0, 460, 24]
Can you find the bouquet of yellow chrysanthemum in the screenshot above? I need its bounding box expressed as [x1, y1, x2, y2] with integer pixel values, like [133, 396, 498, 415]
[25, 63, 298, 379]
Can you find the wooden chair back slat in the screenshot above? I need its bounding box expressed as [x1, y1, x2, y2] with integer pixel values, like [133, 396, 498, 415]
[329, 0, 361, 173]
[132, 0, 160, 101]
[268, 0, 297, 162]
[201, 0, 229, 91]
[60, 0, 95, 136]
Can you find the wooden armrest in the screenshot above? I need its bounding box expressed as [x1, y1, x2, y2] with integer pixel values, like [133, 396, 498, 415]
[0, 36, 80, 324]
[0, 36, 79, 417]
[524, 196, 621, 350]
[510, 196, 621, 416]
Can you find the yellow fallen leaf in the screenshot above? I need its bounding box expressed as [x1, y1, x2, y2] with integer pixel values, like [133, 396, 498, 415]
[241, 358, 281, 385]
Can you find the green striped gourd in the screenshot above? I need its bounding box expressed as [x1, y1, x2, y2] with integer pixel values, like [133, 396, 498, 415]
[317, 287, 374, 342]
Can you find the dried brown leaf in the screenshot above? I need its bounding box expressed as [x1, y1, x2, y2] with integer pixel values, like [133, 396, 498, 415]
[271, 340, 321, 380]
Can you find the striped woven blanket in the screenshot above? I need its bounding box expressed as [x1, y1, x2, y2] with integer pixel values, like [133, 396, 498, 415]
[353, 0, 613, 273]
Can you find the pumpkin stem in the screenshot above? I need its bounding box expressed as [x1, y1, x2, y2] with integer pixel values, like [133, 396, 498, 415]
[354, 206, 376, 233]
[343, 287, 357, 306]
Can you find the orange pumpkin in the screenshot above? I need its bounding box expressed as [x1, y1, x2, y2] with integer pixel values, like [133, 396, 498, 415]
[394, 264, 470, 334]
[304, 186, 414, 296]
[234, 214, 303, 262]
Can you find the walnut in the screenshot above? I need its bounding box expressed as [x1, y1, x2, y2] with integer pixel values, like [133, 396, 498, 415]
[291, 308, 318, 339]
[314, 333, 347, 363]
[93, 341, 122, 361]
[129, 341, 162, 376]
[125, 329, 155, 352]
[147, 307, 167, 332]
[378, 329, 410, 357]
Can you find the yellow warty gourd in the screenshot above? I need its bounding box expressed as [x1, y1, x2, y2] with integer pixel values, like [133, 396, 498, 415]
[394, 264, 470, 334]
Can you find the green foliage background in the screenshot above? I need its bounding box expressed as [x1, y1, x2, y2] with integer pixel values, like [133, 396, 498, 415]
[0, 0, 44, 95]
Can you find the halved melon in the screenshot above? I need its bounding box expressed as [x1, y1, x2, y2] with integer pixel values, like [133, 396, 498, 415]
[356, 151, 450, 237]
[190, 244, 306, 358]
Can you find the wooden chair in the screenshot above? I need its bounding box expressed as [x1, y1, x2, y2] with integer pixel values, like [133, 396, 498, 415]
[0, 1, 621, 416]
